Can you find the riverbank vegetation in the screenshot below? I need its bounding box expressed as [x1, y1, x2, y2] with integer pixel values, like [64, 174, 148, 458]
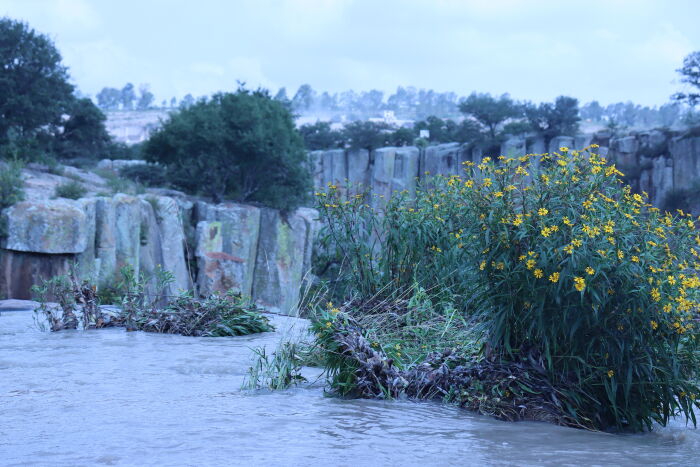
[256, 145, 700, 432]
[31, 267, 273, 337]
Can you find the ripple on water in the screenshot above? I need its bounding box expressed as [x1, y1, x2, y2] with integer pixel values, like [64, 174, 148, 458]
[0, 310, 698, 467]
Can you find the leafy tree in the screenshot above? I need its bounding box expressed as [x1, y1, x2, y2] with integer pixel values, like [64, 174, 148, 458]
[170, 97, 176, 108]
[292, 84, 315, 113]
[56, 98, 113, 159]
[136, 84, 154, 110]
[96, 87, 122, 110]
[144, 89, 311, 210]
[458, 93, 520, 142]
[0, 17, 75, 147]
[524, 96, 580, 144]
[341, 121, 391, 151]
[299, 121, 343, 150]
[388, 126, 417, 146]
[120, 83, 136, 110]
[672, 51, 700, 107]
[274, 87, 289, 102]
[180, 93, 195, 108]
[581, 101, 603, 121]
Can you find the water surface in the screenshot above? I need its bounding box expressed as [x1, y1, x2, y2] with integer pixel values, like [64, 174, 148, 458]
[1, 310, 697, 466]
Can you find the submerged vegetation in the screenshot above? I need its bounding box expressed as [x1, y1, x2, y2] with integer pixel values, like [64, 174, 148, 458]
[31, 266, 273, 337]
[257, 145, 700, 433]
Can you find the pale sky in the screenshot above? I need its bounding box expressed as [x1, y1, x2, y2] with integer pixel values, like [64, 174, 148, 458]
[1, 0, 698, 106]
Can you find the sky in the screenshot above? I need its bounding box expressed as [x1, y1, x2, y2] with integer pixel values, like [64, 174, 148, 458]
[1, 0, 699, 106]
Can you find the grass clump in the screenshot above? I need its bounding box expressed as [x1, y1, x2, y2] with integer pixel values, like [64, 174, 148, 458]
[54, 179, 87, 199]
[308, 145, 700, 432]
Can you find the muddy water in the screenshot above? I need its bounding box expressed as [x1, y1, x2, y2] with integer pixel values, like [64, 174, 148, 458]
[1, 310, 698, 466]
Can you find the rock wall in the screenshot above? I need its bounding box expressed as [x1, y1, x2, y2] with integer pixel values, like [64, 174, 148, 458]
[1, 192, 318, 315]
[309, 129, 700, 216]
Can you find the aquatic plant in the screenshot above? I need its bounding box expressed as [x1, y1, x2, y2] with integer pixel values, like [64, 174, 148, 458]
[135, 290, 273, 337]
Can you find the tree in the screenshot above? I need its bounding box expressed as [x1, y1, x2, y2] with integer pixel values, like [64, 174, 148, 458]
[170, 97, 177, 108]
[524, 96, 580, 145]
[292, 84, 315, 113]
[341, 121, 392, 151]
[581, 101, 603, 121]
[120, 83, 136, 110]
[299, 121, 343, 150]
[96, 87, 121, 110]
[144, 89, 311, 210]
[458, 93, 520, 142]
[387, 126, 417, 146]
[0, 17, 75, 146]
[136, 84, 154, 110]
[56, 98, 113, 159]
[672, 51, 700, 107]
[180, 93, 194, 108]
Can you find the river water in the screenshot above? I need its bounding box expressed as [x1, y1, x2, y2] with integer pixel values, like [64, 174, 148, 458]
[1, 309, 698, 466]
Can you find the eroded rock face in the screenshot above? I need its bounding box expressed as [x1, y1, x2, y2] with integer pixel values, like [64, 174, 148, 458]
[194, 202, 260, 297]
[252, 208, 312, 315]
[114, 194, 141, 276]
[154, 197, 190, 294]
[95, 197, 117, 285]
[423, 143, 461, 177]
[3, 200, 88, 254]
[0, 249, 72, 300]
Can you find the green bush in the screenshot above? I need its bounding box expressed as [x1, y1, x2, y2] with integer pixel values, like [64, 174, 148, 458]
[143, 88, 311, 210]
[0, 159, 24, 209]
[54, 180, 86, 199]
[119, 164, 167, 187]
[314, 145, 700, 431]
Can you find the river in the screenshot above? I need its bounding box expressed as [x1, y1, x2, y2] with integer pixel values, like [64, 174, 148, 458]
[1, 309, 698, 466]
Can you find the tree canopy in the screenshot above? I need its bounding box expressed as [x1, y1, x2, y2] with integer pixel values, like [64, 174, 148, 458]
[523, 96, 580, 144]
[673, 51, 700, 107]
[144, 89, 311, 210]
[0, 17, 74, 146]
[458, 93, 520, 141]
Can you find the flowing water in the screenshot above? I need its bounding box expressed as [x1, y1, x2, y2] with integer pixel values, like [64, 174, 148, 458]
[1, 309, 698, 467]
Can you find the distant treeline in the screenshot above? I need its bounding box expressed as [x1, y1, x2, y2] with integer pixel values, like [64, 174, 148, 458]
[95, 82, 695, 131]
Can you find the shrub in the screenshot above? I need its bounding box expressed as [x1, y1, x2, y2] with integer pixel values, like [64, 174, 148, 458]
[314, 145, 700, 432]
[0, 159, 24, 209]
[455, 147, 700, 431]
[119, 163, 167, 187]
[143, 88, 311, 210]
[54, 180, 87, 199]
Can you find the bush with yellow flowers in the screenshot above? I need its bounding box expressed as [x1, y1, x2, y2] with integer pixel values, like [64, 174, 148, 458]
[314, 146, 700, 432]
[456, 147, 700, 431]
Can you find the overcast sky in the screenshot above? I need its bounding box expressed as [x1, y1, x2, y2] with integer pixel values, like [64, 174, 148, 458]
[2, 0, 698, 106]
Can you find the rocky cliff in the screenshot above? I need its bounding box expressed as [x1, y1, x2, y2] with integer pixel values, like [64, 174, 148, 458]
[0, 168, 318, 315]
[310, 128, 700, 215]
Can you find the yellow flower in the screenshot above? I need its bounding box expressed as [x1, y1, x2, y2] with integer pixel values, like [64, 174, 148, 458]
[549, 272, 560, 283]
[483, 178, 492, 187]
[325, 321, 332, 328]
[617, 250, 624, 260]
[592, 166, 602, 174]
[480, 260, 486, 271]
[526, 259, 536, 270]
[465, 180, 474, 188]
[534, 268, 543, 279]
[585, 266, 595, 275]
[574, 276, 586, 292]
[631, 255, 640, 263]
[562, 217, 573, 226]
[538, 208, 549, 216]
[607, 370, 615, 378]
[540, 227, 552, 237]
[650, 288, 661, 302]
[518, 254, 526, 261]
[494, 191, 504, 198]
[650, 320, 659, 330]
[563, 244, 574, 254]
